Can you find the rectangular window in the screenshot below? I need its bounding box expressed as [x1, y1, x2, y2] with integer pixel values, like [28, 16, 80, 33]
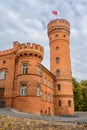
[48, 93, 50, 102]
[58, 84, 61, 91]
[37, 65, 41, 76]
[20, 84, 26, 96]
[0, 88, 5, 98]
[58, 100, 61, 106]
[22, 63, 28, 74]
[44, 92, 47, 101]
[51, 95, 54, 103]
[0, 70, 6, 80]
[37, 85, 40, 96]
[68, 100, 71, 107]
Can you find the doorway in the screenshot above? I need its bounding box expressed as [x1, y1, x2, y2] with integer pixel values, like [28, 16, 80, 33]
[0, 88, 5, 108]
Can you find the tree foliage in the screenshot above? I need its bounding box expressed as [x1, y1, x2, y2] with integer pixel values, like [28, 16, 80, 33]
[73, 78, 87, 111]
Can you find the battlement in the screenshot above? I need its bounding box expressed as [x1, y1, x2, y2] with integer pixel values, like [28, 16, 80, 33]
[16, 42, 44, 61]
[0, 49, 13, 56]
[0, 41, 44, 60]
[47, 19, 70, 35]
[16, 42, 44, 53]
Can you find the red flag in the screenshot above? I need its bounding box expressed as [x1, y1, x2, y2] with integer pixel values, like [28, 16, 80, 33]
[52, 11, 58, 15]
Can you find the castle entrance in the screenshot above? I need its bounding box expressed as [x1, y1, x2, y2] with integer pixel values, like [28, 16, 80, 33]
[0, 88, 5, 108]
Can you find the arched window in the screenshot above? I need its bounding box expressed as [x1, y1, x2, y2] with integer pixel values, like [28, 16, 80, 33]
[56, 70, 60, 77]
[0, 70, 6, 80]
[63, 34, 66, 37]
[56, 47, 59, 50]
[56, 57, 60, 64]
[55, 34, 58, 38]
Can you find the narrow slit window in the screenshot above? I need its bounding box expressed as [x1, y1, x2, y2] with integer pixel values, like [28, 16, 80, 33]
[56, 57, 60, 64]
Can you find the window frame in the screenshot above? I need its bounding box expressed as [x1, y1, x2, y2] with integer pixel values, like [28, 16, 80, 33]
[20, 84, 27, 96]
[22, 63, 28, 74]
[0, 70, 6, 80]
[37, 85, 41, 96]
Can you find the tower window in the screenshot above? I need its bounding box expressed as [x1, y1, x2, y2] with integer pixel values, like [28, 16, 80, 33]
[56, 70, 60, 77]
[20, 84, 27, 96]
[58, 84, 61, 91]
[68, 100, 71, 107]
[56, 47, 59, 50]
[58, 100, 61, 106]
[55, 34, 58, 38]
[3, 60, 6, 64]
[22, 63, 28, 74]
[56, 57, 60, 64]
[63, 34, 66, 37]
[50, 37, 52, 40]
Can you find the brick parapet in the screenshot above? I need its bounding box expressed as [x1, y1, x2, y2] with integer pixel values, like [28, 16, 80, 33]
[47, 19, 70, 36]
[0, 41, 44, 61]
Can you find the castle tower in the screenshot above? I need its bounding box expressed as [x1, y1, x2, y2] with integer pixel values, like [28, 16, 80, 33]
[13, 42, 44, 114]
[47, 19, 74, 115]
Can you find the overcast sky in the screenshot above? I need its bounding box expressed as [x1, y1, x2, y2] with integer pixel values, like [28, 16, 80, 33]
[0, 0, 87, 81]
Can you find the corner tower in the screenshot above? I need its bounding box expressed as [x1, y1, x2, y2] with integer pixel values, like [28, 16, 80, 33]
[47, 19, 74, 115]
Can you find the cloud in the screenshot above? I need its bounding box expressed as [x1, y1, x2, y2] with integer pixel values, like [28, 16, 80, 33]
[0, 0, 87, 81]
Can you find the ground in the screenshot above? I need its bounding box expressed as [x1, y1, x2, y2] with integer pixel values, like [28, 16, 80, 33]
[0, 108, 87, 130]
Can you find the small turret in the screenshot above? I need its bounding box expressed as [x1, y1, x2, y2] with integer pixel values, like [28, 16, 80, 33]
[16, 43, 44, 62]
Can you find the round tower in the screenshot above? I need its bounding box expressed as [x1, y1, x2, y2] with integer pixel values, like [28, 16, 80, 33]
[47, 19, 74, 115]
[13, 42, 44, 114]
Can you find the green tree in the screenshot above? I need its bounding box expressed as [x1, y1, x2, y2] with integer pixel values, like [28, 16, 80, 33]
[72, 78, 83, 111]
[80, 80, 87, 111]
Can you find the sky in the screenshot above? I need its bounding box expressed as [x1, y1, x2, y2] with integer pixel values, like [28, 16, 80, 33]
[0, 0, 87, 81]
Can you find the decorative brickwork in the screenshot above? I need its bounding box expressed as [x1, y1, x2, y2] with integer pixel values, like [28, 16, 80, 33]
[0, 19, 74, 115]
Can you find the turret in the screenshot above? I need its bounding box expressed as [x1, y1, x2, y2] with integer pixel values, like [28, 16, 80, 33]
[47, 19, 74, 115]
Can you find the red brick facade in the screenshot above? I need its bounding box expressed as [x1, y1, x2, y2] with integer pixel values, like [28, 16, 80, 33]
[0, 19, 74, 115]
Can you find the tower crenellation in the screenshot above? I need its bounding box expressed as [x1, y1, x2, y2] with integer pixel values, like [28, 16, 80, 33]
[48, 19, 70, 37]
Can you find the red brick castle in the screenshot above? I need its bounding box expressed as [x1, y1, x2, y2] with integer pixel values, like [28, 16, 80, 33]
[0, 19, 74, 115]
